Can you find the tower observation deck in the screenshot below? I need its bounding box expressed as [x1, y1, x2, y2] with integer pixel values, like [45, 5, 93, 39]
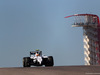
[65, 14, 100, 65]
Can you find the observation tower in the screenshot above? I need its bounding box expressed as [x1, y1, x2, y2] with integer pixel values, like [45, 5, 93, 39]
[65, 14, 100, 65]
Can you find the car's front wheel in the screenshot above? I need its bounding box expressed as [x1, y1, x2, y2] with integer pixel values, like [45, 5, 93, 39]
[45, 56, 54, 67]
[23, 57, 30, 67]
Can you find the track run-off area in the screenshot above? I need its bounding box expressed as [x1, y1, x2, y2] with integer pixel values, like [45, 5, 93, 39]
[0, 66, 100, 75]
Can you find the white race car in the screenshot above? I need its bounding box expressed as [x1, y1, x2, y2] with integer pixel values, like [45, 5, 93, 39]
[23, 50, 54, 67]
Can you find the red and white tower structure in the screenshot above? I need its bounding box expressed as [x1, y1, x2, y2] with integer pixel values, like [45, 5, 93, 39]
[65, 14, 100, 65]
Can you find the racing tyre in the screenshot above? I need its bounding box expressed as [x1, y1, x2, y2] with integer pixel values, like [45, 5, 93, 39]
[45, 56, 54, 67]
[23, 57, 30, 67]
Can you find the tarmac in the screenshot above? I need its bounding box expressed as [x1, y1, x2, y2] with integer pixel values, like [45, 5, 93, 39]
[0, 66, 100, 75]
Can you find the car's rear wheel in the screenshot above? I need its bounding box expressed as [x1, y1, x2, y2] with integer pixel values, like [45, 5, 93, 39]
[45, 56, 54, 67]
[23, 57, 30, 67]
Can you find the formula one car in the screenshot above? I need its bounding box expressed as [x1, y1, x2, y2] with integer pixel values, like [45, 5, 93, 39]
[23, 50, 54, 67]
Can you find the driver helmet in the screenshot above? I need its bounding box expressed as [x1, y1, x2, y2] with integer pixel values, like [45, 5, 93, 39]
[36, 52, 40, 56]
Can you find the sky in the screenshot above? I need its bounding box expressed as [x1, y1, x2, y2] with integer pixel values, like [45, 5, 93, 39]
[0, 0, 100, 67]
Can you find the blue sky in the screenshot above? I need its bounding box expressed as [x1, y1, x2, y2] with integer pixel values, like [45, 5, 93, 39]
[0, 0, 100, 67]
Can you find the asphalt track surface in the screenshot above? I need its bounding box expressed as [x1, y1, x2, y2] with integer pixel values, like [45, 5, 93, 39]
[0, 66, 100, 75]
